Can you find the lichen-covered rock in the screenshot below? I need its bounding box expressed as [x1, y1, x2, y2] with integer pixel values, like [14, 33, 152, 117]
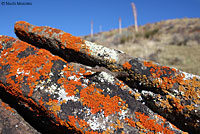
[0, 35, 186, 133]
[14, 21, 200, 133]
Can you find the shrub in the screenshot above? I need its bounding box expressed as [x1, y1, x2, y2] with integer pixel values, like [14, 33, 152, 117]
[120, 34, 133, 44]
[144, 28, 159, 39]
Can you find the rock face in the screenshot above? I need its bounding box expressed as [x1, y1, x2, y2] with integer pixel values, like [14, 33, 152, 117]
[0, 98, 40, 134]
[0, 21, 199, 133]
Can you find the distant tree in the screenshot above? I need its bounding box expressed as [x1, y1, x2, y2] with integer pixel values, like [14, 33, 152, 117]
[119, 17, 122, 34]
[131, 2, 138, 32]
[99, 25, 102, 33]
[91, 20, 93, 38]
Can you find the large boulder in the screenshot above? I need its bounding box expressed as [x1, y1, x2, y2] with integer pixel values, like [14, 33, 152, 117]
[0, 35, 185, 133]
[13, 21, 200, 133]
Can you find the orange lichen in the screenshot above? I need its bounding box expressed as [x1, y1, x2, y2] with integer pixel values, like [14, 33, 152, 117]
[59, 100, 67, 105]
[110, 119, 123, 131]
[39, 97, 44, 105]
[134, 93, 141, 100]
[57, 67, 83, 97]
[185, 104, 195, 111]
[80, 84, 125, 117]
[143, 61, 155, 68]
[0, 37, 62, 97]
[143, 61, 199, 94]
[78, 67, 93, 76]
[58, 32, 92, 56]
[15, 21, 93, 58]
[79, 67, 86, 73]
[15, 21, 31, 32]
[143, 60, 200, 121]
[32, 26, 43, 33]
[123, 61, 132, 70]
[60, 33, 84, 52]
[172, 97, 184, 112]
[57, 63, 126, 117]
[68, 115, 88, 133]
[124, 117, 136, 127]
[135, 112, 175, 134]
[0, 43, 2, 50]
[116, 82, 125, 89]
[1, 102, 15, 113]
[0, 36, 86, 131]
[143, 61, 176, 85]
[64, 81, 79, 96]
[121, 131, 125, 134]
[55, 58, 126, 118]
[116, 119, 123, 128]
[46, 98, 61, 113]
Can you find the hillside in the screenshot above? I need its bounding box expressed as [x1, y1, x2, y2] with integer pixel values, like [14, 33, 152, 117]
[83, 18, 200, 75]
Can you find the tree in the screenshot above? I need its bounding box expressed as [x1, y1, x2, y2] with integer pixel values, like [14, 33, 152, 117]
[131, 2, 138, 32]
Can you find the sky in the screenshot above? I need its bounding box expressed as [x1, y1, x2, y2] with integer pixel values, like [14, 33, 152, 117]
[0, 0, 200, 37]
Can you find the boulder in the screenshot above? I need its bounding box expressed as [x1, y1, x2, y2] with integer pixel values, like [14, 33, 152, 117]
[13, 21, 200, 133]
[0, 35, 186, 133]
[0, 98, 40, 134]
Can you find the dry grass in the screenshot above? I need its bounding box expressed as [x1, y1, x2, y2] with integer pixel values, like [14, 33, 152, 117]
[83, 18, 200, 75]
[157, 45, 200, 75]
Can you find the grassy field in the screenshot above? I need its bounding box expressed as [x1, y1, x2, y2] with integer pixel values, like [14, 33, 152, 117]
[158, 45, 200, 75]
[83, 18, 200, 75]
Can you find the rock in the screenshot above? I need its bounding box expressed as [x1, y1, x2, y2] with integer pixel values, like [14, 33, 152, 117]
[0, 98, 40, 134]
[0, 35, 185, 133]
[14, 21, 200, 133]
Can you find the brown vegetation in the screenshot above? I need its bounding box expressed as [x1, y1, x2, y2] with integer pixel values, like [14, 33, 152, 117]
[83, 18, 200, 75]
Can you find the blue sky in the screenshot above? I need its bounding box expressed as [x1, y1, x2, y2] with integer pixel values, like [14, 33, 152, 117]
[0, 0, 200, 37]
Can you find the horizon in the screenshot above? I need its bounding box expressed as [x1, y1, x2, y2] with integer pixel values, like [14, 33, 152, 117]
[0, 0, 200, 37]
